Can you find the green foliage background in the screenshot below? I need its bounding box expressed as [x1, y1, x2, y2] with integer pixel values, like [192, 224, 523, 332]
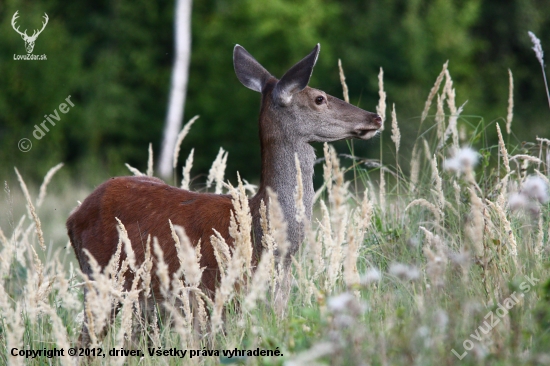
[1, 0, 549, 185]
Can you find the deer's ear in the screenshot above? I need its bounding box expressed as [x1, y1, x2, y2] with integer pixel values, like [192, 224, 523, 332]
[273, 44, 320, 105]
[234, 45, 272, 93]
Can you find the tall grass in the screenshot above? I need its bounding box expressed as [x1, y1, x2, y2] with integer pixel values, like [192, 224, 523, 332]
[1, 62, 549, 366]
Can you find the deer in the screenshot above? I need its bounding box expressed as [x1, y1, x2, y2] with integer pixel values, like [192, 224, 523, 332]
[11, 11, 49, 54]
[67, 44, 382, 346]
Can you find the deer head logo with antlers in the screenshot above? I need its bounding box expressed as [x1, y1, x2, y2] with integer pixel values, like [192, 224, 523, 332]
[11, 11, 49, 54]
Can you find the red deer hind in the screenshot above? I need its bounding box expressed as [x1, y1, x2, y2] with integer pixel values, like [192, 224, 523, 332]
[67, 44, 381, 344]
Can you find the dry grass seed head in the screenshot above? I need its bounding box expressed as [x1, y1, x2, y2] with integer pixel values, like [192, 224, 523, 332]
[466, 187, 485, 257]
[211, 229, 231, 275]
[510, 154, 543, 167]
[228, 173, 253, 272]
[207, 147, 228, 194]
[0, 229, 15, 277]
[149, 307, 161, 348]
[419, 226, 448, 288]
[436, 94, 446, 147]
[497, 124, 511, 173]
[486, 200, 518, 261]
[421, 61, 448, 124]
[36, 162, 64, 208]
[259, 199, 272, 251]
[211, 249, 244, 337]
[244, 249, 274, 311]
[361, 187, 374, 230]
[409, 143, 420, 194]
[39, 304, 74, 366]
[147, 142, 154, 177]
[379, 169, 386, 212]
[116, 218, 136, 272]
[4, 303, 24, 366]
[52, 259, 79, 311]
[169, 222, 203, 287]
[319, 199, 344, 292]
[267, 187, 289, 261]
[444, 69, 457, 115]
[140, 235, 153, 299]
[125, 163, 144, 176]
[390, 104, 401, 154]
[338, 59, 350, 103]
[81, 249, 120, 346]
[180, 148, 194, 190]
[105, 234, 124, 282]
[506, 69, 514, 134]
[431, 154, 445, 216]
[422, 138, 432, 164]
[444, 102, 466, 149]
[163, 301, 191, 348]
[323, 143, 333, 193]
[405, 199, 441, 224]
[153, 237, 170, 298]
[528, 31, 545, 66]
[15, 168, 45, 251]
[343, 211, 362, 291]
[173, 115, 199, 170]
[194, 291, 209, 334]
[295, 153, 306, 224]
[0, 225, 8, 248]
[376, 67, 386, 130]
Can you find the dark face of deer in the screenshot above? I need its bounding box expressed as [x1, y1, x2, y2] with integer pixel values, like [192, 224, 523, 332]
[234, 44, 382, 144]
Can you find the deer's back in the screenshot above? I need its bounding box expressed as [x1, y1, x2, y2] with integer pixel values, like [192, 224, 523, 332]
[66, 176, 234, 294]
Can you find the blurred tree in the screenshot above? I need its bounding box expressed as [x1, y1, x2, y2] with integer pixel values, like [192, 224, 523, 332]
[0, 0, 549, 186]
[158, 0, 192, 179]
[471, 0, 550, 140]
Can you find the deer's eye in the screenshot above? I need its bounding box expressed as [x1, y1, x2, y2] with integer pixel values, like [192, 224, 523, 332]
[315, 96, 325, 105]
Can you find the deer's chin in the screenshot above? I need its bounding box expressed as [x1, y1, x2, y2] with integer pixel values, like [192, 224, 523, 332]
[354, 128, 380, 140]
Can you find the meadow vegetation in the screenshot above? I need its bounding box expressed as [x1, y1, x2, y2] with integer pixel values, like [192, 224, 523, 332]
[1, 61, 550, 366]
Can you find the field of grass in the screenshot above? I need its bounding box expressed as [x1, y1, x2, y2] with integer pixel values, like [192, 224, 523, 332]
[1, 63, 550, 366]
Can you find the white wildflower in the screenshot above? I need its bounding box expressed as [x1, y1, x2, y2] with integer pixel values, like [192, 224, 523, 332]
[443, 147, 479, 173]
[434, 309, 449, 330]
[389, 262, 420, 281]
[509, 175, 549, 212]
[522, 175, 549, 203]
[327, 292, 355, 312]
[508, 192, 530, 211]
[360, 267, 381, 285]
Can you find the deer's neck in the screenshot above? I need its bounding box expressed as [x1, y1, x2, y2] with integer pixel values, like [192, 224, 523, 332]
[251, 134, 315, 257]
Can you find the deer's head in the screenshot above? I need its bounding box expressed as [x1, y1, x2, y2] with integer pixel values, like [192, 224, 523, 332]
[233, 44, 382, 144]
[12, 11, 49, 54]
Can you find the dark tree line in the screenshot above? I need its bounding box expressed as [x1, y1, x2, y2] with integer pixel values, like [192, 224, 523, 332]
[1, 0, 549, 185]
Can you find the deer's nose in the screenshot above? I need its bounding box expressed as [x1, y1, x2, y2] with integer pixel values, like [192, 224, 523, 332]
[372, 114, 382, 128]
